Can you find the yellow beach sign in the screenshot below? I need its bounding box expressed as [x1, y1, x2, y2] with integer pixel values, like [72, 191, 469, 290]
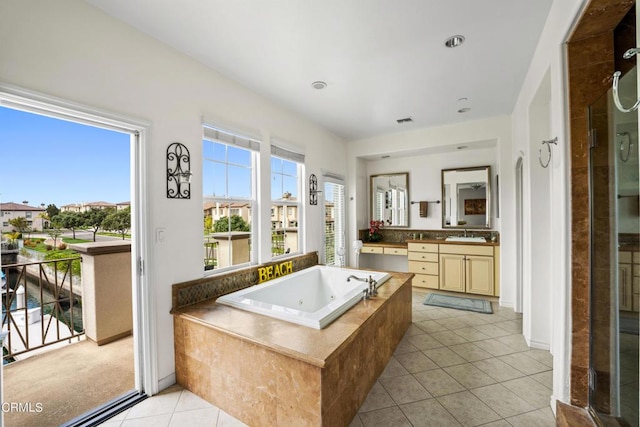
[258, 260, 293, 283]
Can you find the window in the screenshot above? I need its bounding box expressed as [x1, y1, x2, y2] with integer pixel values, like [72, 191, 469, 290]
[271, 144, 304, 258]
[324, 174, 345, 266]
[203, 125, 259, 272]
[25, 212, 32, 218]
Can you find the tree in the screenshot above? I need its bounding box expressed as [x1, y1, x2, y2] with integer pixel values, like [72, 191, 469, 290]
[83, 207, 112, 242]
[47, 223, 63, 249]
[8, 216, 30, 236]
[37, 211, 50, 230]
[204, 216, 213, 234]
[52, 211, 84, 239]
[102, 207, 131, 240]
[46, 204, 60, 221]
[213, 215, 250, 232]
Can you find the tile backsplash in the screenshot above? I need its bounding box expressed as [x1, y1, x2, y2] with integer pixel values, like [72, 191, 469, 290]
[171, 252, 319, 311]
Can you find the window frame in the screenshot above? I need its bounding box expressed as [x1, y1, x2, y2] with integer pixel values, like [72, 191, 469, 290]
[270, 151, 304, 260]
[202, 125, 260, 275]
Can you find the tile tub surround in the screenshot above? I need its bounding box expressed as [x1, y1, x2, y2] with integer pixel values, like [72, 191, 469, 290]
[171, 252, 318, 310]
[173, 272, 413, 426]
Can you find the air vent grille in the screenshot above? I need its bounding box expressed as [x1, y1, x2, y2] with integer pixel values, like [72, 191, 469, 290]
[396, 117, 413, 124]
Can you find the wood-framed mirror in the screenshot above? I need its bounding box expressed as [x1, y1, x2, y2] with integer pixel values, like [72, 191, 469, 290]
[370, 172, 409, 227]
[441, 166, 491, 229]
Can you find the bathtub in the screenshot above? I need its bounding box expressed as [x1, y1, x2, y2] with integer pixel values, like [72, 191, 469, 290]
[216, 265, 391, 329]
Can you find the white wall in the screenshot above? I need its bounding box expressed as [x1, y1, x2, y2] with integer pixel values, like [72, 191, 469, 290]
[0, 0, 347, 390]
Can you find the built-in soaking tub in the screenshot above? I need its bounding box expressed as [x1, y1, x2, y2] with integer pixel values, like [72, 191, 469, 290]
[216, 265, 390, 329]
[173, 267, 413, 426]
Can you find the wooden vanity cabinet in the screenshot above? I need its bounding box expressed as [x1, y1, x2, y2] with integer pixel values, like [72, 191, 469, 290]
[619, 250, 640, 312]
[439, 244, 495, 296]
[619, 251, 635, 311]
[408, 243, 439, 289]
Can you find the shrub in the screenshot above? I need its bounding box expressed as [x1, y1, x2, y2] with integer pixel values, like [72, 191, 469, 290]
[45, 245, 53, 251]
[59, 243, 67, 250]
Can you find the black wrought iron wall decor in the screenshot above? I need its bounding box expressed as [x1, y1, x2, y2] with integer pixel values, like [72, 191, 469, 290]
[309, 174, 321, 205]
[167, 142, 192, 199]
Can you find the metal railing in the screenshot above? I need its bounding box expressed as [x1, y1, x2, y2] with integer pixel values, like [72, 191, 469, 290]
[2, 257, 84, 361]
[204, 240, 218, 270]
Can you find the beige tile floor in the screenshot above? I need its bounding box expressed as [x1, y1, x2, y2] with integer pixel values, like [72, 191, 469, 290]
[100, 289, 555, 426]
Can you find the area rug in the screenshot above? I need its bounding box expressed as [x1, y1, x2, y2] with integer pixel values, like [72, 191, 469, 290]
[424, 293, 493, 314]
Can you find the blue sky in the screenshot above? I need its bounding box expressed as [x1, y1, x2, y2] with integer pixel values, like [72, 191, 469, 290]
[0, 107, 130, 208]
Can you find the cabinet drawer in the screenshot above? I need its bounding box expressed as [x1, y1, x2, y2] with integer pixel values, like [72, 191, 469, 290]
[408, 252, 438, 262]
[439, 244, 493, 256]
[361, 246, 383, 254]
[412, 274, 439, 289]
[634, 252, 640, 264]
[408, 261, 439, 275]
[384, 247, 408, 256]
[620, 251, 633, 263]
[407, 242, 438, 253]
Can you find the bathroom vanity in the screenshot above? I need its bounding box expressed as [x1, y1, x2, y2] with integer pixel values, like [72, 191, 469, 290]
[361, 239, 500, 297]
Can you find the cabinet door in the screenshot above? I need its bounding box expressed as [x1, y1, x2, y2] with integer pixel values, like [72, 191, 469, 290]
[439, 254, 465, 292]
[466, 255, 494, 295]
[619, 263, 633, 311]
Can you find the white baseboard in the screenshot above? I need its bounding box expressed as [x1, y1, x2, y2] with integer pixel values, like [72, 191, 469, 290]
[528, 339, 550, 350]
[157, 372, 177, 393]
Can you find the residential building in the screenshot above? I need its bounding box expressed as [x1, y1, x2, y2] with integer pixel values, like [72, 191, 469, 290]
[0, 202, 46, 233]
[60, 201, 117, 213]
[203, 202, 251, 225]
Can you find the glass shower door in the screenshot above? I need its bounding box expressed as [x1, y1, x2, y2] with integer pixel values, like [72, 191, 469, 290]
[588, 66, 639, 426]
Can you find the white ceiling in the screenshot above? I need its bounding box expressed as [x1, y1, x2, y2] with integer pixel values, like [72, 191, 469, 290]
[85, 0, 553, 141]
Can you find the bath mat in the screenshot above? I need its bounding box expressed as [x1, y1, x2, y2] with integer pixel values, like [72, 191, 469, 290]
[423, 293, 493, 314]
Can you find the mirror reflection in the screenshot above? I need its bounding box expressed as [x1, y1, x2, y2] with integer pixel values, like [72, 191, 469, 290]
[370, 172, 409, 227]
[442, 166, 491, 228]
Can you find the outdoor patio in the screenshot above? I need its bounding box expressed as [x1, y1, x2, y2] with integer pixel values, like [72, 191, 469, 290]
[3, 335, 134, 426]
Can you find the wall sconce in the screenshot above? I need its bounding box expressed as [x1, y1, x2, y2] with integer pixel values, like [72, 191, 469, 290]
[167, 142, 192, 199]
[309, 174, 322, 205]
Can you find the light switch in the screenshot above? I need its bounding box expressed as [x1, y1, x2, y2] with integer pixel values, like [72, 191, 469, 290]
[156, 228, 166, 242]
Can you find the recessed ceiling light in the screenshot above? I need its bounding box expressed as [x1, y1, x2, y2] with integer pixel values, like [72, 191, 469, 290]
[457, 146, 468, 150]
[381, 155, 391, 159]
[458, 107, 471, 113]
[396, 117, 413, 124]
[311, 81, 327, 90]
[445, 35, 465, 48]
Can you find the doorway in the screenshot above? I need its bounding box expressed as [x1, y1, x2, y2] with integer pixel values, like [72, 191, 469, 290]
[515, 157, 524, 313]
[323, 173, 345, 266]
[0, 86, 151, 425]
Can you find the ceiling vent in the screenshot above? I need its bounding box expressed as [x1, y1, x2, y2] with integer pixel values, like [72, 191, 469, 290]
[396, 117, 413, 124]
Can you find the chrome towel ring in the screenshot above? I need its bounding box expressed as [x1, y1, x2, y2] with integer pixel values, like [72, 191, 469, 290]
[612, 48, 640, 113]
[538, 137, 558, 168]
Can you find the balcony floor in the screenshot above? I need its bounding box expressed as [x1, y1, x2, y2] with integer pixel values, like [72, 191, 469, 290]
[4, 335, 134, 426]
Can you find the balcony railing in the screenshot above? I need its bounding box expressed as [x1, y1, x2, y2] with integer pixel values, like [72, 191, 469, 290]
[1, 257, 84, 362]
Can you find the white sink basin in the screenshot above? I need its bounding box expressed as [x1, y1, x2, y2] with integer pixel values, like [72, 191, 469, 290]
[445, 236, 487, 243]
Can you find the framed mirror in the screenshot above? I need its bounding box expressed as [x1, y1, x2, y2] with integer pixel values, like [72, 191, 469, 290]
[370, 172, 409, 227]
[442, 166, 491, 228]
